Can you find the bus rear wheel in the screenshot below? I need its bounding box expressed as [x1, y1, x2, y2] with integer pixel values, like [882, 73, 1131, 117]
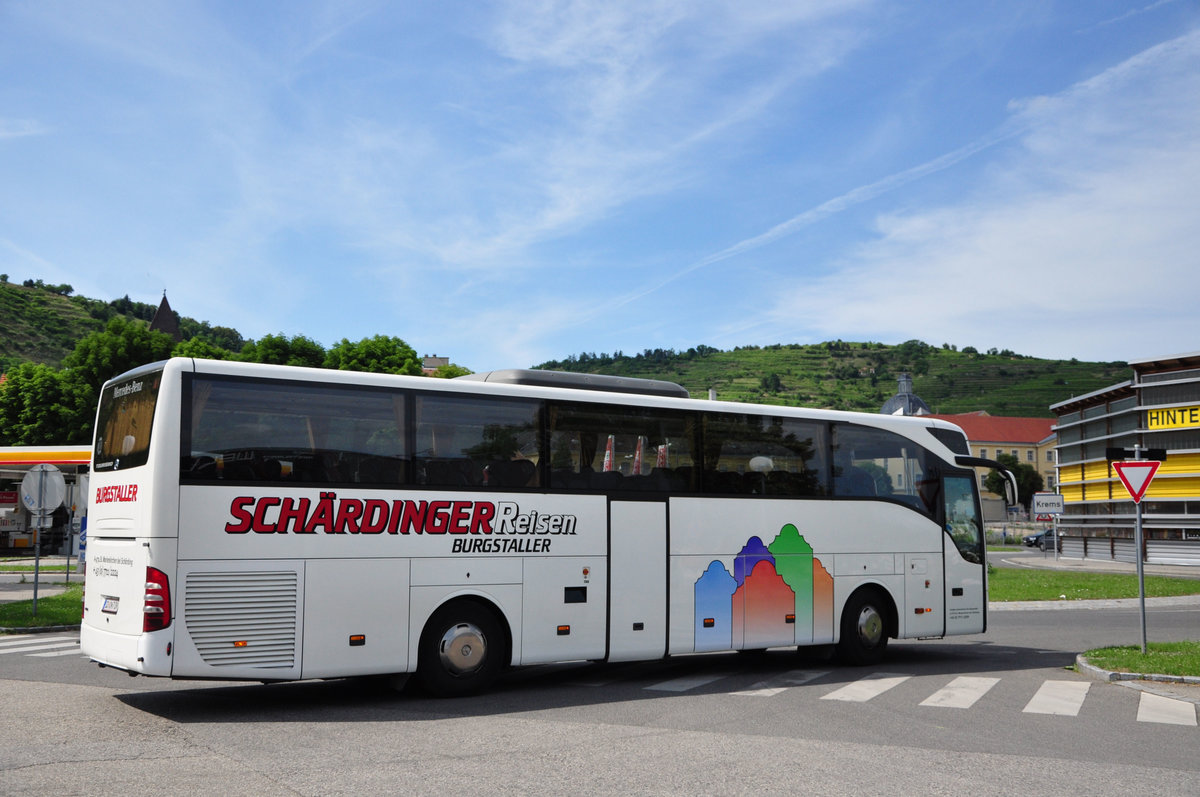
[416, 601, 505, 697]
[836, 589, 890, 666]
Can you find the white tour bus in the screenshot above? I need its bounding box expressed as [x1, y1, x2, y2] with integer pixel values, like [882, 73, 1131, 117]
[81, 358, 1015, 696]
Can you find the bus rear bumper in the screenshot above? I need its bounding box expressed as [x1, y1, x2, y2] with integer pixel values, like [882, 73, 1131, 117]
[80, 623, 174, 677]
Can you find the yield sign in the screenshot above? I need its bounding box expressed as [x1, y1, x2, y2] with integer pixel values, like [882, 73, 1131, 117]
[1112, 461, 1160, 504]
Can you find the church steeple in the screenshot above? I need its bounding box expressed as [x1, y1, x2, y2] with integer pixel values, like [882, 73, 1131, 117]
[149, 291, 181, 341]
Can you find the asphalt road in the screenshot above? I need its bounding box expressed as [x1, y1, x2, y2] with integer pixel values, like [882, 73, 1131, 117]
[3, 590, 1198, 795]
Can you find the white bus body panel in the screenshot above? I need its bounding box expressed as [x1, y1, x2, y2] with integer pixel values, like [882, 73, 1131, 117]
[520, 556, 607, 664]
[667, 497, 942, 654]
[944, 535, 986, 634]
[301, 558, 411, 678]
[80, 535, 176, 676]
[608, 501, 667, 662]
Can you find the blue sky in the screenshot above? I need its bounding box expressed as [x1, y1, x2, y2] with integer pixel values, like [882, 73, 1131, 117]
[3, 1, 1198, 372]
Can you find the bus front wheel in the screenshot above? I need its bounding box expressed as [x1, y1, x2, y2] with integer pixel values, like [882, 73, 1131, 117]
[836, 589, 890, 666]
[416, 601, 506, 697]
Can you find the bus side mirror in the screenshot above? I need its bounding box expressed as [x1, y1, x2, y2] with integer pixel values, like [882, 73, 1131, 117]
[952, 456, 1019, 507]
[1002, 470, 1018, 507]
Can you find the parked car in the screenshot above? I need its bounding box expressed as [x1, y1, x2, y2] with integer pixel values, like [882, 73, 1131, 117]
[1038, 529, 1057, 551]
[1023, 531, 1045, 547]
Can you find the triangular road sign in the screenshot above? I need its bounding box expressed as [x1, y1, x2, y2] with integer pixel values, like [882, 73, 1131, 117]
[1112, 461, 1160, 504]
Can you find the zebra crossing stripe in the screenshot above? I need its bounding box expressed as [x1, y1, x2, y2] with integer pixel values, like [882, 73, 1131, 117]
[919, 676, 1000, 708]
[732, 670, 829, 696]
[30, 647, 87, 658]
[1023, 680, 1090, 716]
[0, 637, 79, 654]
[1137, 692, 1198, 726]
[820, 673, 910, 702]
[645, 672, 731, 692]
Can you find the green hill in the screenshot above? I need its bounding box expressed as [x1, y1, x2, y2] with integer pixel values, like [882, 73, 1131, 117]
[1, 279, 1128, 418]
[0, 280, 106, 369]
[535, 341, 1129, 417]
[0, 279, 243, 373]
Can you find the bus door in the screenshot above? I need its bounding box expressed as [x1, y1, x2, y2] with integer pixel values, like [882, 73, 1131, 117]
[942, 474, 987, 634]
[608, 500, 667, 662]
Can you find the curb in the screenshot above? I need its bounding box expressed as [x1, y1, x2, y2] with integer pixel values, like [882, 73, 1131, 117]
[1075, 654, 1200, 686]
[0, 624, 81, 634]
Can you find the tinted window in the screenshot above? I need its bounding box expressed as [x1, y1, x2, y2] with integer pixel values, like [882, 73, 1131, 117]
[548, 402, 696, 492]
[182, 376, 407, 485]
[701, 414, 828, 496]
[94, 369, 163, 472]
[415, 394, 541, 488]
[832, 423, 939, 515]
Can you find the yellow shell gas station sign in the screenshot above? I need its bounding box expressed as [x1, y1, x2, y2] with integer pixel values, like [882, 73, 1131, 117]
[1147, 405, 1200, 430]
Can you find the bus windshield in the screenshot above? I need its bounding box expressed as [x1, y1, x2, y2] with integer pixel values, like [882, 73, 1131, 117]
[93, 367, 163, 472]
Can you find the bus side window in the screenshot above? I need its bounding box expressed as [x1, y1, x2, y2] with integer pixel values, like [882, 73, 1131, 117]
[831, 423, 935, 516]
[182, 377, 408, 486]
[701, 414, 827, 497]
[547, 402, 696, 492]
[415, 394, 541, 489]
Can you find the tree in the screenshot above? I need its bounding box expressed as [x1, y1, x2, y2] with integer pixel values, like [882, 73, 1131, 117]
[239, 333, 326, 368]
[0, 362, 89, 445]
[323, 335, 421, 375]
[432, 363, 473, 379]
[985, 453, 1044, 510]
[63, 317, 178, 394]
[56, 317, 178, 441]
[172, 337, 233, 360]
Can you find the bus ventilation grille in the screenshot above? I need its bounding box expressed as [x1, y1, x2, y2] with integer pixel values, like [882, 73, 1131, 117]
[184, 570, 299, 669]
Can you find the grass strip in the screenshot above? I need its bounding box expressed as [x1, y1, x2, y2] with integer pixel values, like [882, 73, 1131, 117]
[988, 568, 1200, 602]
[1083, 641, 1200, 679]
[0, 583, 83, 629]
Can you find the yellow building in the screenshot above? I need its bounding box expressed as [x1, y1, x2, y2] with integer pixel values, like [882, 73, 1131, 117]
[1052, 352, 1200, 565]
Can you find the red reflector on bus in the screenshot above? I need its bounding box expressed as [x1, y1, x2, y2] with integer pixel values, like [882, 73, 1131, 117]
[349, 634, 366, 647]
[915, 608, 924, 614]
[785, 614, 795, 624]
[557, 625, 570, 636]
[233, 640, 248, 648]
[703, 618, 715, 628]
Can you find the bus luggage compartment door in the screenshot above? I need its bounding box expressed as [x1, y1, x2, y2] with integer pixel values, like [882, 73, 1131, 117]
[608, 500, 667, 662]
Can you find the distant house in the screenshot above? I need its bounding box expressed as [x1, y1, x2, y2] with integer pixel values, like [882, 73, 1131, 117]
[422, 355, 450, 376]
[929, 411, 1057, 491]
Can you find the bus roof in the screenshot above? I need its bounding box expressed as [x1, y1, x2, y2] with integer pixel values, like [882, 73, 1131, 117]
[457, 369, 690, 399]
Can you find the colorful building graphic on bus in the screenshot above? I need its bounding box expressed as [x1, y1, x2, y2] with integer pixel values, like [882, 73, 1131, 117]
[694, 523, 834, 651]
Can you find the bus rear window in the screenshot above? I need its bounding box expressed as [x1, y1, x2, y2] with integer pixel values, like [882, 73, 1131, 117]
[93, 369, 163, 471]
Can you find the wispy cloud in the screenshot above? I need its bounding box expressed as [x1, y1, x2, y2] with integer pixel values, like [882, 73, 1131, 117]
[0, 119, 49, 139]
[750, 30, 1200, 360]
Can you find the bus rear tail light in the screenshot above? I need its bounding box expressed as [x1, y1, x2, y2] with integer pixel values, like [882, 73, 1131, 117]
[143, 567, 172, 632]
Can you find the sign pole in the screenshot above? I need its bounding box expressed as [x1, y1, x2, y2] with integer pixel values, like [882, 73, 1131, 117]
[33, 467, 44, 616]
[1135, 495, 1146, 654]
[1132, 444, 1148, 654]
[1109, 447, 1163, 655]
[1112, 446, 1162, 655]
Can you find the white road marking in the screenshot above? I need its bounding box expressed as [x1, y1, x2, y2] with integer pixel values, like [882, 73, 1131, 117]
[1136, 692, 1198, 726]
[1023, 680, 1090, 716]
[732, 670, 829, 696]
[820, 673, 911, 702]
[920, 676, 1001, 708]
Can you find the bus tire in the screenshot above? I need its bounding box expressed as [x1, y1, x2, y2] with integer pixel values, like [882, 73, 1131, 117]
[416, 600, 506, 697]
[836, 588, 891, 666]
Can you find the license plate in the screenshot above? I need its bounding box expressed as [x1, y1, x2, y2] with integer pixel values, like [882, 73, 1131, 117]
[101, 596, 120, 614]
